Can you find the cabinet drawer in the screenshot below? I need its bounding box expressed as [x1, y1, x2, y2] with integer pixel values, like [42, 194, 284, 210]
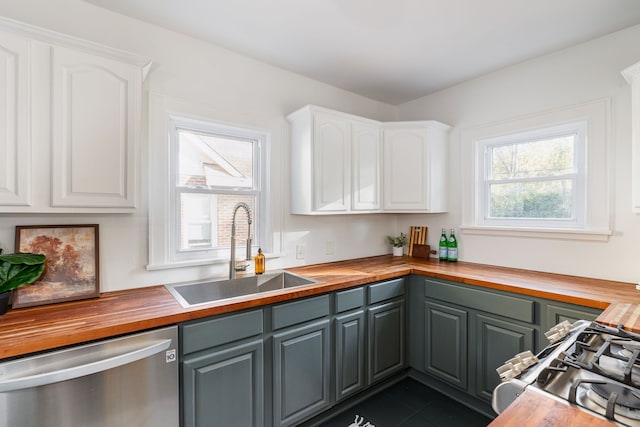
[368, 278, 405, 305]
[424, 279, 534, 323]
[335, 287, 364, 313]
[272, 294, 330, 330]
[181, 309, 263, 354]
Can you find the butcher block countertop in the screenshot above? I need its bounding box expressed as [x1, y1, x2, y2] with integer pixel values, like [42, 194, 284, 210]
[488, 389, 617, 427]
[0, 255, 638, 361]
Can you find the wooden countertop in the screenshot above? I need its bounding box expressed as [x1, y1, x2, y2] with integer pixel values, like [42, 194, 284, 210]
[0, 255, 638, 360]
[488, 389, 617, 427]
[1, 255, 638, 426]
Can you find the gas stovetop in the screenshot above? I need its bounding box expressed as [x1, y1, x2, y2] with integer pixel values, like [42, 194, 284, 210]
[493, 321, 640, 426]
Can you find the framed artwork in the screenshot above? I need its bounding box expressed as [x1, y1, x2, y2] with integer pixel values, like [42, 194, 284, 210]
[13, 224, 100, 308]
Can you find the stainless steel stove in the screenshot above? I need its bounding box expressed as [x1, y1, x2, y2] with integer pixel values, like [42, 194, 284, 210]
[493, 320, 640, 426]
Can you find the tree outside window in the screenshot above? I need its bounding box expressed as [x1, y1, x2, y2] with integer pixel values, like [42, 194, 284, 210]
[477, 121, 586, 228]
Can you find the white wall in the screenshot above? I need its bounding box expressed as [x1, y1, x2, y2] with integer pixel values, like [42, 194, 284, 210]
[396, 24, 640, 284]
[0, 0, 397, 291]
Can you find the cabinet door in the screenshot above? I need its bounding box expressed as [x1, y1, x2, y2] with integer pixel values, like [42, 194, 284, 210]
[51, 46, 141, 208]
[182, 339, 264, 427]
[312, 112, 349, 212]
[383, 127, 429, 210]
[424, 301, 468, 389]
[367, 300, 405, 384]
[0, 31, 30, 206]
[544, 303, 601, 336]
[273, 319, 331, 426]
[351, 122, 381, 211]
[335, 310, 365, 401]
[475, 314, 535, 401]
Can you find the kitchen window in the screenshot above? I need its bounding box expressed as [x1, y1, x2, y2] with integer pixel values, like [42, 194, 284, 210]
[461, 99, 612, 241]
[169, 116, 265, 258]
[146, 93, 275, 270]
[477, 122, 586, 229]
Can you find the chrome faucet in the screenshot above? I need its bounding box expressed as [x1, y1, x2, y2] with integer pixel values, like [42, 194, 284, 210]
[230, 202, 252, 279]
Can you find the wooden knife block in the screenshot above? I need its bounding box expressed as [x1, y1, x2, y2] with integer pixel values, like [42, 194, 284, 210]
[408, 226, 429, 257]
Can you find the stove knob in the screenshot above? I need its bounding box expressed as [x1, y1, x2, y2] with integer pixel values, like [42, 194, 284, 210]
[545, 320, 573, 344]
[497, 363, 519, 381]
[515, 350, 538, 368]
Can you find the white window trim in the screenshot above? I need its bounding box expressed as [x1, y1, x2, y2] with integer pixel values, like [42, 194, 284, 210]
[475, 121, 586, 229]
[168, 116, 265, 262]
[461, 98, 612, 242]
[147, 92, 277, 270]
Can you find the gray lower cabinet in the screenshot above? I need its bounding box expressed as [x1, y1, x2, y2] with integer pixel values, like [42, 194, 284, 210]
[424, 300, 467, 389]
[367, 278, 406, 385]
[334, 279, 406, 402]
[180, 280, 408, 427]
[271, 294, 332, 427]
[335, 309, 366, 401]
[475, 313, 534, 401]
[180, 309, 265, 427]
[179, 275, 602, 425]
[367, 300, 405, 384]
[272, 319, 331, 426]
[182, 339, 264, 427]
[412, 275, 602, 409]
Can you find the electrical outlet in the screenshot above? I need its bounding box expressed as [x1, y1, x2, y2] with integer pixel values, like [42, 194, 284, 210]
[296, 244, 305, 259]
[325, 240, 334, 255]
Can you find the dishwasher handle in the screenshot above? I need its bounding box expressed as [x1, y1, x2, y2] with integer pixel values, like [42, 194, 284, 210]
[0, 338, 172, 392]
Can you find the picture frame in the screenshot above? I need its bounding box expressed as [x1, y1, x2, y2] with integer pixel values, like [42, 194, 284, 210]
[13, 224, 100, 308]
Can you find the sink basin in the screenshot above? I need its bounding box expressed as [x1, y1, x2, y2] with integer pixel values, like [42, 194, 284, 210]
[165, 271, 321, 308]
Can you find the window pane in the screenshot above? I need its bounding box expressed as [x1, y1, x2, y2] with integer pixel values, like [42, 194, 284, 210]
[178, 129, 254, 189]
[179, 193, 255, 251]
[489, 179, 573, 219]
[180, 194, 214, 249]
[490, 136, 575, 180]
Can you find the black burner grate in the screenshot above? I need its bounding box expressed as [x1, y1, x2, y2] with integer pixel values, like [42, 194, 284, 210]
[559, 323, 640, 388]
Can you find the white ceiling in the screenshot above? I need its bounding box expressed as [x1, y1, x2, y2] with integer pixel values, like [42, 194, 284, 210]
[86, 0, 640, 105]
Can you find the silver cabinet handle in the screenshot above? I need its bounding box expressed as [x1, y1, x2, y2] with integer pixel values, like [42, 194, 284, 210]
[0, 338, 171, 392]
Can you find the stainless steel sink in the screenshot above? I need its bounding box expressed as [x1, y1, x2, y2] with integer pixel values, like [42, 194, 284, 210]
[165, 271, 321, 308]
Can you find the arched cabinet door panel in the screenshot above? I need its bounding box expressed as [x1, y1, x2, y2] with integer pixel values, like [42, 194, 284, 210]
[0, 30, 30, 207]
[51, 46, 142, 208]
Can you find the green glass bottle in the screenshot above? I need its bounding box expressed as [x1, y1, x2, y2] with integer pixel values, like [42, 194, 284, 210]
[439, 228, 448, 261]
[447, 229, 458, 262]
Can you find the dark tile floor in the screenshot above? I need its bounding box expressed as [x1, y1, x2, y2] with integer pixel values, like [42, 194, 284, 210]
[318, 378, 494, 427]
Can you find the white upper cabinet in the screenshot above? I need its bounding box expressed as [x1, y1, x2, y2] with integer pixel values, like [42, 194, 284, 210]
[312, 111, 350, 212]
[382, 122, 450, 212]
[623, 61, 640, 213]
[0, 29, 30, 206]
[288, 105, 382, 214]
[0, 18, 149, 213]
[351, 121, 382, 211]
[51, 46, 141, 208]
[288, 105, 449, 215]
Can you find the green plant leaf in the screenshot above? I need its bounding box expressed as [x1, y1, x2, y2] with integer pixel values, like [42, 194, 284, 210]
[0, 253, 46, 293]
[0, 253, 45, 265]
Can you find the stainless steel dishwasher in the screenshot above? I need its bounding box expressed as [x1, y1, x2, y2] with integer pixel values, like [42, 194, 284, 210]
[0, 325, 178, 427]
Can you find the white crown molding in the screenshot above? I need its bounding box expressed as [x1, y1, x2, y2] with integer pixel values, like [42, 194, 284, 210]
[0, 15, 151, 69]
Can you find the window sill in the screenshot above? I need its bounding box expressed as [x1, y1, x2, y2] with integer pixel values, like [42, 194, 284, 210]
[459, 226, 611, 242]
[146, 251, 284, 271]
